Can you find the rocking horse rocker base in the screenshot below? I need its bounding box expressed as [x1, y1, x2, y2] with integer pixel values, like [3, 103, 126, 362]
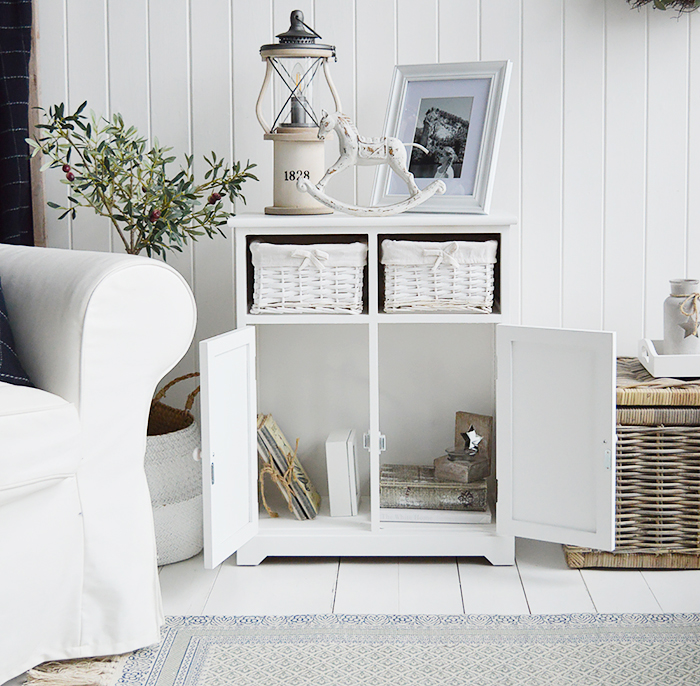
[297, 177, 446, 217]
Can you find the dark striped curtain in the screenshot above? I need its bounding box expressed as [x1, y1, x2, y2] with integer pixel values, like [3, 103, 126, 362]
[0, 0, 32, 245]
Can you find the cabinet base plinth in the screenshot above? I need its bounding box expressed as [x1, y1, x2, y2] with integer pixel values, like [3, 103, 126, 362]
[234, 529, 515, 567]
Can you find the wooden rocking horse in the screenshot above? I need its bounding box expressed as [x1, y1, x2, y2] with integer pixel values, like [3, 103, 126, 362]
[296, 110, 446, 216]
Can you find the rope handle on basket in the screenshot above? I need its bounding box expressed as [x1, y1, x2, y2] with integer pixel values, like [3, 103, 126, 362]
[152, 372, 201, 411]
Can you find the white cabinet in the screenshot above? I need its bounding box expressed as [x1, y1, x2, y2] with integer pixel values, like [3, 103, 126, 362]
[200, 213, 616, 568]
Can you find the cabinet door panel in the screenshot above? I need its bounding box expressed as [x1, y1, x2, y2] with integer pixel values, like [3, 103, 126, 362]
[496, 325, 616, 551]
[200, 327, 257, 568]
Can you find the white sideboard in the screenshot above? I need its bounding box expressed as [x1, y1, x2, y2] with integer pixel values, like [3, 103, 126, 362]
[199, 213, 617, 568]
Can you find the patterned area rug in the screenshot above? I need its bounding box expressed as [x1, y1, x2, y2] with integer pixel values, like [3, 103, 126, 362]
[115, 614, 700, 686]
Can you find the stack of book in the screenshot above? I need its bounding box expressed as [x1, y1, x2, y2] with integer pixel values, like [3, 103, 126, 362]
[257, 414, 321, 520]
[379, 464, 491, 524]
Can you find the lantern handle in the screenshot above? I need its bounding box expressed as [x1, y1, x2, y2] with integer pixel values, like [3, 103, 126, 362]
[323, 58, 343, 113]
[255, 59, 273, 134]
[299, 17, 322, 41]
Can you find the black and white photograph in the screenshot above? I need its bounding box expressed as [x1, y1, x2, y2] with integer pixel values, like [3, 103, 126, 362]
[409, 96, 473, 180]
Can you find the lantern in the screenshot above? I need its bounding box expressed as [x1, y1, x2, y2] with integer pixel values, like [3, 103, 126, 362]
[255, 10, 342, 215]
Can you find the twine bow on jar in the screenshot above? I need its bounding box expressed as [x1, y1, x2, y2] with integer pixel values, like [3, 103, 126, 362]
[423, 241, 460, 271]
[675, 292, 700, 338]
[292, 248, 330, 270]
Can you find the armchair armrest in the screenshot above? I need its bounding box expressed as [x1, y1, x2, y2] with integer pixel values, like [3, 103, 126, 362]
[0, 245, 196, 410]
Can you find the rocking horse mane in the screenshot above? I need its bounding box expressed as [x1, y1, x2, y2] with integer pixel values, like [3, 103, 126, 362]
[321, 111, 368, 145]
[335, 112, 359, 137]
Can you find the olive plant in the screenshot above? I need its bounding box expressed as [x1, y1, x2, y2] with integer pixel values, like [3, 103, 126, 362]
[627, 0, 699, 11]
[27, 102, 257, 257]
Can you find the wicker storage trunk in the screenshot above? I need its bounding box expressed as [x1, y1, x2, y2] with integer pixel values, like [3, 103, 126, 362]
[250, 241, 367, 314]
[564, 358, 700, 569]
[381, 239, 498, 313]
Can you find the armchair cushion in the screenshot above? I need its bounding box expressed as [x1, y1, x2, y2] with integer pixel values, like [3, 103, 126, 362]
[0, 278, 32, 386]
[0, 382, 80, 493]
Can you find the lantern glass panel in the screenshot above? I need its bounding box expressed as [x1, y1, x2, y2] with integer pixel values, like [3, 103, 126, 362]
[271, 56, 323, 130]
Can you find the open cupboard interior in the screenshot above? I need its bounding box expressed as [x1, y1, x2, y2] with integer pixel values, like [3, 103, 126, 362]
[199, 213, 617, 568]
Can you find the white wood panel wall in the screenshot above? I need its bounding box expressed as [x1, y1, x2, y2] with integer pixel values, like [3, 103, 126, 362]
[33, 0, 700, 366]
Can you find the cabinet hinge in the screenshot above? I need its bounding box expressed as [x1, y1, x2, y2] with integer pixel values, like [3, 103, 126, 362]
[211, 462, 215, 485]
[494, 479, 498, 502]
[363, 432, 386, 453]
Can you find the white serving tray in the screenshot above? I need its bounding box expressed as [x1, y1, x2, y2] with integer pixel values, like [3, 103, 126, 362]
[638, 339, 700, 378]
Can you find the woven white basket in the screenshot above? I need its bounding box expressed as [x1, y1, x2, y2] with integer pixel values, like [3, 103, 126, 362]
[381, 239, 498, 313]
[145, 374, 203, 566]
[250, 241, 367, 314]
[145, 422, 202, 565]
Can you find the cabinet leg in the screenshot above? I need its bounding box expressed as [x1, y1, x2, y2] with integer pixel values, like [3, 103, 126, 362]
[235, 549, 266, 566]
[485, 537, 515, 566]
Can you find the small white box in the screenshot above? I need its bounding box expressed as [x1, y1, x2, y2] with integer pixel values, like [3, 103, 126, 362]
[325, 429, 360, 517]
[638, 338, 700, 378]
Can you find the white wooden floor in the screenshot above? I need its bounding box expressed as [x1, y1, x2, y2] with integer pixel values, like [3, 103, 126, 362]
[158, 538, 700, 616]
[4, 542, 698, 686]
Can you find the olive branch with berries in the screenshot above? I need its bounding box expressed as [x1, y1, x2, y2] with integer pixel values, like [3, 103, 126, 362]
[27, 102, 257, 257]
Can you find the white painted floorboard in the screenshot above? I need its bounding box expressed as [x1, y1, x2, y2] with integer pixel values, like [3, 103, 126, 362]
[397, 559, 464, 615]
[458, 558, 530, 615]
[513, 539, 596, 615]
[333, 558, 400, 615]
[158, 553, 220, 616]
[155, 539, 700, 619]
[203, 556, 339, 616]
[640, 569, 700, 613]
[580, 568, 662, 614]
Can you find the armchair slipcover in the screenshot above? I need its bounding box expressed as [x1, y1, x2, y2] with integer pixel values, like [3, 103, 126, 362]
[0, 245, 196, 682]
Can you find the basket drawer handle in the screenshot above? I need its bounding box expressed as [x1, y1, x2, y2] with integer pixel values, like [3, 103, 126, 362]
[423, 242, 460, 270]
[292, 248, 330, 270]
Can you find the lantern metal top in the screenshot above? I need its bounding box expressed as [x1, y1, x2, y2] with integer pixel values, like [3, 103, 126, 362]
[260, 10, 336, 59]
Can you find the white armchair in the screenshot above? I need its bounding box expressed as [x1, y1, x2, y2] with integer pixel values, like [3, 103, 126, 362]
[0, 244, 196, 682]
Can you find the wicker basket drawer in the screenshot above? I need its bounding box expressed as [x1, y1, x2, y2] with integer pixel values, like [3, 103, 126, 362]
[381, 239, 498, 313]
[566, 358, 700, 569]
[615, 424, 700, 552]
[250, 241, 367, 314]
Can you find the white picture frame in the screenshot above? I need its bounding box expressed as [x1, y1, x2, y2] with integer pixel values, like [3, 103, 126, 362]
[371, 61, 512, 214]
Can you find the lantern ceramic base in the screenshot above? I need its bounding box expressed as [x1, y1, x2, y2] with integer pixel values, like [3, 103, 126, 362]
[266, 132, 331, 215]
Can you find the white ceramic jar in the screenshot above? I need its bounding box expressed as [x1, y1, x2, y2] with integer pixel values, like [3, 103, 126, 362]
[663, 279, 700, 355]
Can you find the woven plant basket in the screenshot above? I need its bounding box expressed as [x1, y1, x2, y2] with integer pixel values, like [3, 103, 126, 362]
[145, 372, 203, 566]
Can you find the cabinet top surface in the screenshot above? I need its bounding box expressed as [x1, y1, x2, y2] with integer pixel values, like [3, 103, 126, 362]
[228, 212, 518, 230]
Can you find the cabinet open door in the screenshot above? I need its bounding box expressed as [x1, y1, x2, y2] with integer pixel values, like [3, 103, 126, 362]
[200, 327, 258, 569]
[496, 325, 616, 551]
